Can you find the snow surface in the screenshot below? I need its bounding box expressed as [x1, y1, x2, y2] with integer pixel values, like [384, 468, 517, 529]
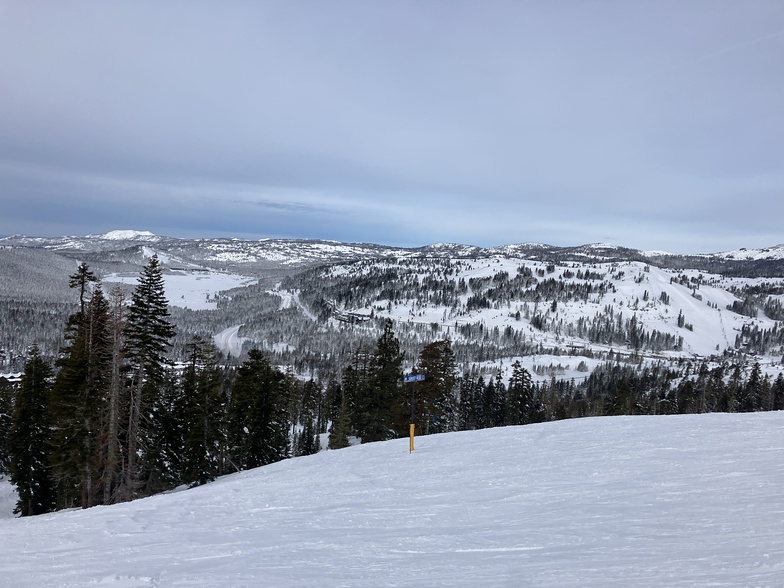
[97, 230, 158, 241]
[1, 413, 783, 587]
[718, 244, 784, 261]
[103, 272, 257, 311]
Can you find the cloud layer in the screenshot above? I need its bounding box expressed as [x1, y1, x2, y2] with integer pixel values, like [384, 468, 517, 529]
[1, 1, 782, 252]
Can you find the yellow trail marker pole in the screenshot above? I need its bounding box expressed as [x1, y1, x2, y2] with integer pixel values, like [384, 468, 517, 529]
[404, 373, 424, 453]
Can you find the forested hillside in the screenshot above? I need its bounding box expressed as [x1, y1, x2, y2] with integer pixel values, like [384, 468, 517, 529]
[1, 233, 783, 515]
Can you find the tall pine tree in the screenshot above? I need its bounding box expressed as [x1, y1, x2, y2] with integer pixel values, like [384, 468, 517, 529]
[361, 320, 404, 443]
[227, 349, 290, 470]
[179, 337, 226, 486]
[49, 269, 112, 509]
[416, 339, 458, 435]
[121, 254, 176, 500]
[8, 346, 56, 516]
[505, 360, 533, 425]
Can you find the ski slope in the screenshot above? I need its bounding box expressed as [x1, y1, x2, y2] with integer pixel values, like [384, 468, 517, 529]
[1, 413, 783, 587]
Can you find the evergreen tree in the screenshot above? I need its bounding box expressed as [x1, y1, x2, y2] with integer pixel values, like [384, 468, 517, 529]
[725, 365, 743, 412]
[736, 363, 759, 413]
[294, 378, 321, 456]
[605, 379, 634, 416]
[8, 346, 56, 516]
[145, 371, 183, 493]
[416, 339, 458, 435]
[0, 377, 13, 475]
[505, 360, 533, 425]
[49, 275, 112, 509]
[69, 262, 98, 315]
[121, 254, 176, 499]
[744, 362, 763, 412]
[471, 375, 487, 428]
[227, 349, 290, 470]
[344, 345, 373, 440]
[100, 285, 128, 505]
[492, 372, 507, 427]
[295, 418, 319, 456]
[456, 373, 479, 431]
[360, 320, 404, 442]
[328, 378, 351, 450]
[772, 373, 784, 411]
[179, 337, 226, 486]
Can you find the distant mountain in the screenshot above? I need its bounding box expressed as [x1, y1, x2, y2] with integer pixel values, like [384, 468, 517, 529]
[2, 230, 784, 277]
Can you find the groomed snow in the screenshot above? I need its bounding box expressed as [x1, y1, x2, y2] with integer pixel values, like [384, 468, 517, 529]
[1, 413, 783, 586]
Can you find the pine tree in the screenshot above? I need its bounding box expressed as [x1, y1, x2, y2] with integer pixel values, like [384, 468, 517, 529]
[179, 338, 226, 486]
[345, 344, 373, 441]
[772, 373, 784, 411]
[505, 360, 533, 425]
[737, 362, 760, 413]
[360, 320, 404, 443]
[121, 254, 176, 500]
[295, 418, 319, 456]
[8, 346, 56, 516]
[328, 379, 351, 449]
[456, 374, 478, 431]
[325, 375, 351, 449]
[606, 379, 634, 416]
[145, 371, 183, 493]
[227, 349, 290, 470]
[294, 378, 321, 456]
[492, 372, 507, 427]
[481, 376, 499, 429]
[0, 377, 13, 475]
[49, 274, 113, 509]
[100, 285, 128, 504]
[416, 339, 458, 435]
[69, 262, 98, 315]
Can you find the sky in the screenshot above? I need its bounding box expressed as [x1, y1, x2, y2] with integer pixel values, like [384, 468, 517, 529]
[0, 1, 782, 254]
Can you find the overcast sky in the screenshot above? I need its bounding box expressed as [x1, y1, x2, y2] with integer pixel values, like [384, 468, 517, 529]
[1, 1, 782, 253]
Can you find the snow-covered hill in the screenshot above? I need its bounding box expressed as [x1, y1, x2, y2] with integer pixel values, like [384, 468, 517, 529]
[282, 254, 784, 374]
[718, 244, 784, 261]
[2, 230, 784, 374]
[1, 413, 783, 586]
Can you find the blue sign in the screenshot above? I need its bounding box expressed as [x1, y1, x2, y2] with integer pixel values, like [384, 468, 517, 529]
[404, 374, 425, 383]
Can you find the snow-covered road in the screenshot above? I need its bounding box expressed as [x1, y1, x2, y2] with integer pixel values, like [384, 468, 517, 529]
[212, 325, 249, 357]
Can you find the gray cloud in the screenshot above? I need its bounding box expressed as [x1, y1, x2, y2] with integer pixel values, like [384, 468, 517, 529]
[0, 1, 782, 252]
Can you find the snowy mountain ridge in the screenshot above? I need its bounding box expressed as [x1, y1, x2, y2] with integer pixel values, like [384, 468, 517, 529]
[0, 230, 784, 275]
[718, 243, 784, 261]
[94, 229, 159, 241]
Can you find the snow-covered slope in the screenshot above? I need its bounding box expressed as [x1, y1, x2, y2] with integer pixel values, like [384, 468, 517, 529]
[95, 230, 159, 241]
[1, 413, 783, 587]
[718, 244, 784, 261]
